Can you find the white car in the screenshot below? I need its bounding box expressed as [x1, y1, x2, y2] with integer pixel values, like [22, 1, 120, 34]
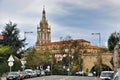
[24, 69, 34, 78]
[99, 71, 114, 80]
[113, 69, 120, 80]
[88, 73, 93, 77]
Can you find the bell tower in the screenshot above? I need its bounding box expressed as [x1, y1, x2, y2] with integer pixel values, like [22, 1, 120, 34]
[36, 8, 51, 49]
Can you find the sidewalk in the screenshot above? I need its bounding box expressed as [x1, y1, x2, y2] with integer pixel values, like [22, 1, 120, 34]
[0, 77, 6, 80]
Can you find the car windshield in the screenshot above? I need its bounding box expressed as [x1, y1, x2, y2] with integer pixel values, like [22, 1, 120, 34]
[36, 70, 40, 73]
[26, 71, 32, 73]
[101, 73, 113, 77]
[9, 72, 18, 75]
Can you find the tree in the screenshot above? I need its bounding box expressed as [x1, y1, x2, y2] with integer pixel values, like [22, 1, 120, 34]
[0, 46, 13, 62]
[0, 22, 25, 57]
[26, 47, 52, 69]
[108, 32, 119, 52]
[0, 46, 21, 76]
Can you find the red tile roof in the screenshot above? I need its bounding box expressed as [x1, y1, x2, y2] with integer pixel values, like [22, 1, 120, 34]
[85, 46, 101, 49]
[42, 39, 90, 46]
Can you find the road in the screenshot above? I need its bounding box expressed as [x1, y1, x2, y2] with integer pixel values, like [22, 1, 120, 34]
[25, 75, 99, 80]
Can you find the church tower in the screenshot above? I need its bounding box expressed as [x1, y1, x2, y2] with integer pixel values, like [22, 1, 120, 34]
[36, 8, 51, 49]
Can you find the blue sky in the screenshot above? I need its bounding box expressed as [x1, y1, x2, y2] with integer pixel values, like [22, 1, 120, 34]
[0, 0, 120, 48]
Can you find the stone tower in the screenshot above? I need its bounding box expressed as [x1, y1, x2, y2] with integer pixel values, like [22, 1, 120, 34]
[36, 8, 51, 50]
[113, 42, 120, 71]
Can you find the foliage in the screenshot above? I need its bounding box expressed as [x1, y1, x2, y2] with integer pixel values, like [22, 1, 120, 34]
[108, 32, 119, 52]
[0, 46, 13, 62]
[52, 64, 68, 75]
[0, 21, 25, 57]
[60, 36, 82, 71]
[26, 47, 52, 69]
[0, 61, 9, 76]
[0, 56, 21, 76]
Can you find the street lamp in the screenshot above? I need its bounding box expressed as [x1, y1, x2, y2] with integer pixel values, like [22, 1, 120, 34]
[24, 31, 33, 49]
[24, 31, 33, 38]
[91, 33, 101, 47]
[91, 32, 102, 76]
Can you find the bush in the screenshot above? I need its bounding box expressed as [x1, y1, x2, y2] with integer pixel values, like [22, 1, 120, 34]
[52, 64, 68, 75]
[0, 61, 9, 76]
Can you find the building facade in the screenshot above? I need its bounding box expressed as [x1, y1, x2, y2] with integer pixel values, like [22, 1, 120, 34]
[35, 8, 102, 60]
[35, 8, 113, 73]
[36, 8, 51, 51]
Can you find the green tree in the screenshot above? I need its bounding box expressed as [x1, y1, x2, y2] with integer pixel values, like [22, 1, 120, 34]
[0, 46, 21, 76]
[0, 46, 13, 62]
[0, 22, 25, 57]
[108, 32, 119, 52]
[26, 47, 52, 69]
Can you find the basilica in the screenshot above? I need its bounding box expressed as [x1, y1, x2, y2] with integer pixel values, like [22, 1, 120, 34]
[35, 8, 102, 62]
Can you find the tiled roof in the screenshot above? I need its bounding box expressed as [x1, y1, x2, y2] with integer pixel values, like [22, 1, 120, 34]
[42, 39, 90, 46]
[75, 39, 90, 43]
[85, 46, 100, 49]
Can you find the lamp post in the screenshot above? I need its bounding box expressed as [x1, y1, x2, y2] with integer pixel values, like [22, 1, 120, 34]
[91, 32, 102, 76]
[91, 33, 101, 47]
[24, 31, 33, 49]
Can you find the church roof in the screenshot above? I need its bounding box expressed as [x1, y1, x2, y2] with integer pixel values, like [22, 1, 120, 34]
[85, 46, 101, 49]
[42, 39, 90, 46]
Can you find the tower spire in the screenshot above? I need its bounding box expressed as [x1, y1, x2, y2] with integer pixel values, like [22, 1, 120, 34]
[36, 7, 51, 48]
[42, 6, 46, 22]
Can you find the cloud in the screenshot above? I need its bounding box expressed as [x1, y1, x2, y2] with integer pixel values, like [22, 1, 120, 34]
[1, 0, 120, 47]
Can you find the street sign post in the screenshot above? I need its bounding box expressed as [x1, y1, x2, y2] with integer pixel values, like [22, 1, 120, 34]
[8, 55, 14, 72]
[20, 58, 26, 70]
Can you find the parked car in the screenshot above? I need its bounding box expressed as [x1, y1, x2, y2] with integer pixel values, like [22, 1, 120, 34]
[32, 70, 37, 77]
[6, 72, 20, 80]
[113, 68, 120, 80]
[20, 71, 29, 79]
[41, 70, 45, 76]
[99, 71, 114, 80]
[88, 72, 93, 77]
[34, 70, 41, 77]
[24, 69, 33, 78]
[75, 71, 84, 76]
[18, 72, 24, 80]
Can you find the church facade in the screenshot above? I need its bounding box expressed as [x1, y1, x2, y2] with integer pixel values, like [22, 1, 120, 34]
[36, 8, 51, 51]
[35, 8, 102, 61]
[35, 8, 114, 73]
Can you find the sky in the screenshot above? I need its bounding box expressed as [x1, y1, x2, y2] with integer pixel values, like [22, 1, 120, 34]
[0, 0, 120, 48]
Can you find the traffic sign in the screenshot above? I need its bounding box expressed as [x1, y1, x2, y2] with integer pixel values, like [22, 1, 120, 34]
[8, 61, 13, 67]
[8, 55, 14, 62]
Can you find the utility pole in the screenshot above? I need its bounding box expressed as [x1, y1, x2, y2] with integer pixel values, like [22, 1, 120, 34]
[24, 31, 33, 49]
[91, 33, 101, 47]
[91, 32, 102, 76]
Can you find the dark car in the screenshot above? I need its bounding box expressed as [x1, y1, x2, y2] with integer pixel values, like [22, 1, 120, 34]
[6, 72, 20, 80]
[34, 70, 41, 77]
[21, 71, 29, 78]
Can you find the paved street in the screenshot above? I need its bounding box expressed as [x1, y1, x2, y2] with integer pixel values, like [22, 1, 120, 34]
[25, 75, 99, 80]
[1, 75, 99, 80]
